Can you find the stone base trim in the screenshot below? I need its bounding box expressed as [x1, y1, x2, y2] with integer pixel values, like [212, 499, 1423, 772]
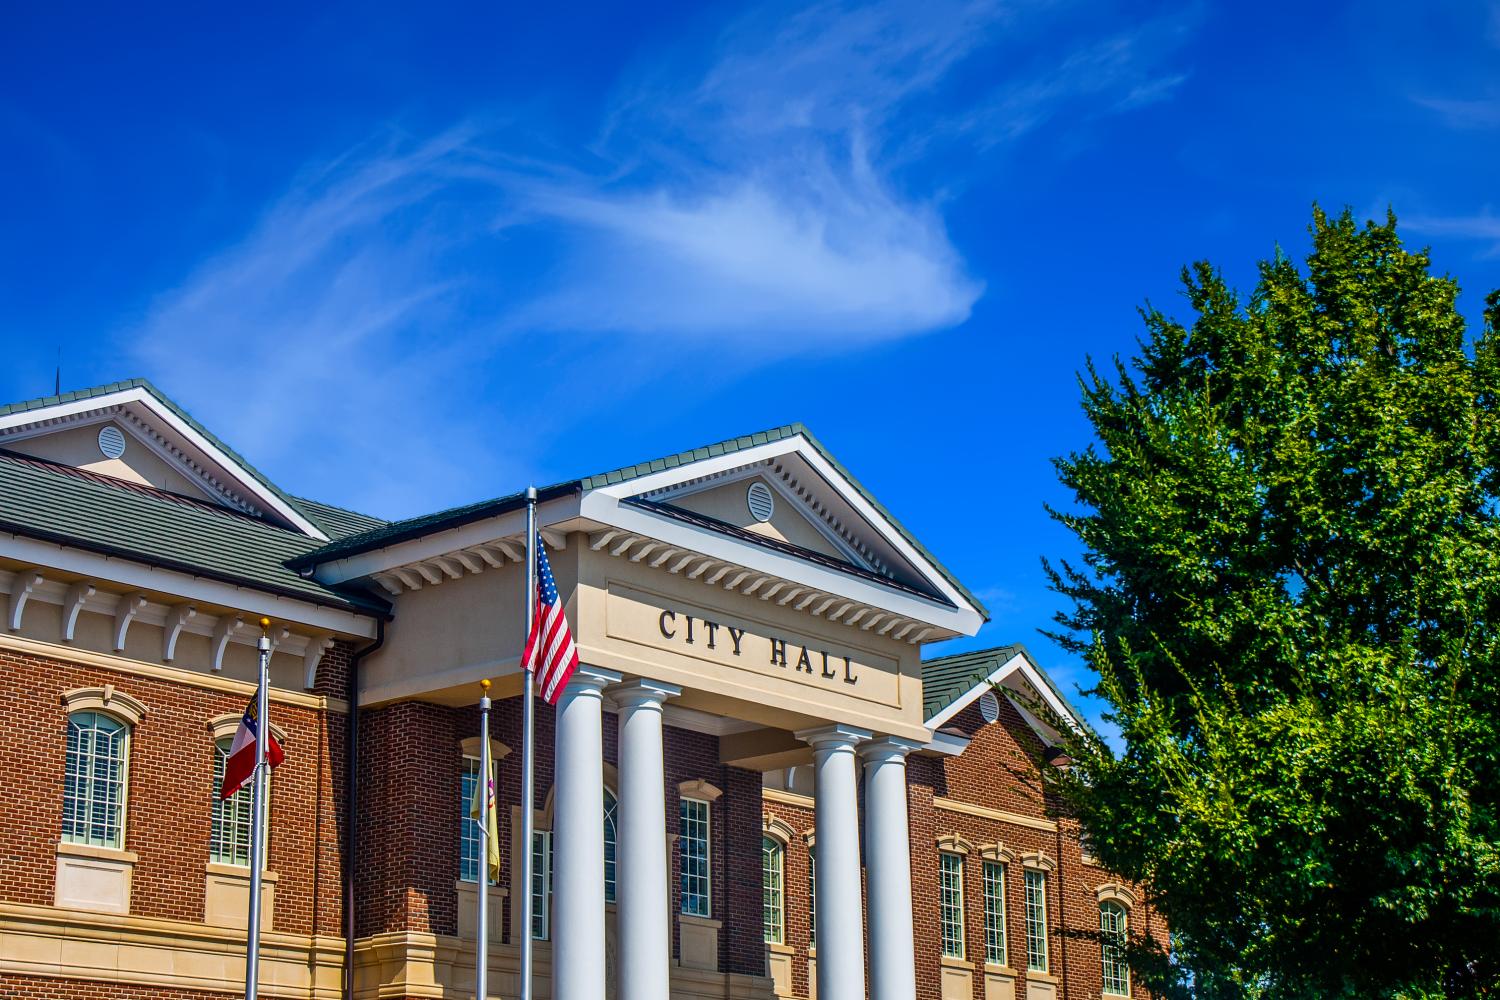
[0, 900, 344, 998]
[352, 930, 779, 1000]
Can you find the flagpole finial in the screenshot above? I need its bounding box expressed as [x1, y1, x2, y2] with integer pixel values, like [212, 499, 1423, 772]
[480, 678, 491, 692]
[258, 616, 271, 630]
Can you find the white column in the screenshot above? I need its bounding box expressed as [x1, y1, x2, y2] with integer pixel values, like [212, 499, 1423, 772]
[796, 724, 872, 1000]
[612, 678, 682, 1000]
[552, 665, 621, 1000]
[861, 737, 921, 1000]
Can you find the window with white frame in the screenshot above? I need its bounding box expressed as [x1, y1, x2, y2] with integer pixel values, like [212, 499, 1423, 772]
[604, 788, 619, 903]
[531, 830, 553, 940]
[679, 797, 711, 916]
[211, 737, 261, 866]
[63, 710, 129, 849]
[459, 757, 489, 884]
[762, 836, 785, 944]
[983, 860, 1007, 966]
[1100, 901, 1130, 996]
[939, 852, 965, 958]
[807, 843, 816, 948]
[1024, 869, 1049, 973]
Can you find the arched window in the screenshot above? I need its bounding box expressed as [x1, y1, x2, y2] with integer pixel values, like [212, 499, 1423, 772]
[211, 737, 260, 865]
[604, 787, 619, 903]
[63, 711, 129, 849]
[1100, 900, 1129, 996]
[762, 835, 785, 944]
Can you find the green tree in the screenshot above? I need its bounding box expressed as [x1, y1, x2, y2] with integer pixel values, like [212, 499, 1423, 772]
[1046, 208, 1500, 998]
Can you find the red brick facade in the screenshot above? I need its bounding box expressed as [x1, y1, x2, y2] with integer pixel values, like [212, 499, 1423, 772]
[765, 697, 1161, 1000]
[0, 640, 1154, 1000]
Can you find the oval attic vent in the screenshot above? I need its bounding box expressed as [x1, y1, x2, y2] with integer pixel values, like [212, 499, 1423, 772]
[97, 425, 127, 460]
[747, 481, 775, 523]
[978, 690, 1000, 724]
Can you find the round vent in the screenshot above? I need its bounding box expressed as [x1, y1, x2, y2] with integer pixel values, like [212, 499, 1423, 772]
[747, 481, 775, 522]
[978, 690, 1000, 724]
[97, 425, 126, 460]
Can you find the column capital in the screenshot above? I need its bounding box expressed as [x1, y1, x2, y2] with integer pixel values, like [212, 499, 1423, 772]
[566, 664, 623, 693]
[858, 735, 923, 762]
[609, 677, 682, 709]
[795, 723, 874, 751]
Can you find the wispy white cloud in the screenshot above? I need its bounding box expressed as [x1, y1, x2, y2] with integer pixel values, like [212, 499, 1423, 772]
[1404, 208, 1500, 256]
[1412, 95, 1500, 129]
[127, 0, 1194, 511]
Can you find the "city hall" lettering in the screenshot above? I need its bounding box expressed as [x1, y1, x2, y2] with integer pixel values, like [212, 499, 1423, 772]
[657, 609, 858, 685]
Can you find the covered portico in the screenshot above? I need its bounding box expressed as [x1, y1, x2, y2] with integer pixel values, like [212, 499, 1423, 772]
[297, 426, 987, 1000]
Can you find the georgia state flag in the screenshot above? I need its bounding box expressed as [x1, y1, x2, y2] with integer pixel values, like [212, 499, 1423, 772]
[220, 691, 285, 800]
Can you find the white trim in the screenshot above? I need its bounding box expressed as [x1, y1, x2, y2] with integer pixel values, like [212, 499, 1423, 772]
[0, 533, 377, 638]
[581, 493, 976, 635]
[923, 651, 1081, 735]
[583, 436, 983, 629]
[0, 388, 327, 539]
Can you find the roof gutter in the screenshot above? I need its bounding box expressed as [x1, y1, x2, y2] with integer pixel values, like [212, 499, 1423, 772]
[342, 618, 385, 1000]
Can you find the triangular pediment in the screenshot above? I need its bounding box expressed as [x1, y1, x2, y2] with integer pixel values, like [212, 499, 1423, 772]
[575, 426, 986, 635]
[0, 380, 327, 539]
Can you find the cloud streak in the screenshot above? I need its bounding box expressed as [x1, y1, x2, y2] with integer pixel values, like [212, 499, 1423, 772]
[128, 0, 1193, 511]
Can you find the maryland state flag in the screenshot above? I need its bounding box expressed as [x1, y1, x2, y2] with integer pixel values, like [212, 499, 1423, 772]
[469, 747, 501, 882]
[220, 690, 284, 800]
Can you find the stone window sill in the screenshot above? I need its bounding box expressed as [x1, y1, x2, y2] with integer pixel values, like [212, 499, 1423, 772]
[679, 913, 722, 929]
[1025, 971, 1059, 984]
[207, 862, 277, 882]
[767, 942, 794, 955]
[941, 955, 975, 971]
[984, 964, 1019, 977]
[57, 841, 138, 864]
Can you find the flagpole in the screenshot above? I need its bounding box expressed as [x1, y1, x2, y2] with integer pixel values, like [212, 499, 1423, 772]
[245, 616, 272, 1000]
[520, 486, 538, 1000]
[477, 679, 492, 1000]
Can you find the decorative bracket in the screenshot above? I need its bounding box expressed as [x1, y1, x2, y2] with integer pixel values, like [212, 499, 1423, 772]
[162, 604, 196, 662]
[61, 580, 95, 641]
[112, 592, 147, 651]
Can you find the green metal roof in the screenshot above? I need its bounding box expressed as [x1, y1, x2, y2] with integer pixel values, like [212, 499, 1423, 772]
[0, 450, 385, 615]
[921, 643, 1084, 729]
[294, 423, 987, 619]
[1, 379, 323, 537]
[287, 496, 388, 540]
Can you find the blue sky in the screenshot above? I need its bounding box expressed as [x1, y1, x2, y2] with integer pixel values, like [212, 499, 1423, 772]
[4, 1, 1498, 738]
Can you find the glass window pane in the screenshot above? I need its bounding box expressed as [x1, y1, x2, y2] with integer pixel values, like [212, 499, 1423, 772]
[807, 844, 816, 948]
[761, 836, 784, 944]
[211, 738, 258, 865]
[983, 861, 1007, 966]
[532, 830, 552, 940]
[679, 798, 711, 917]
[939, 853, 965, 958]
[604, 789, 618, 903]
[1024, 870, 1048, 973]
[62, 712, 127, 850]
[1100, 901, 1130, 995]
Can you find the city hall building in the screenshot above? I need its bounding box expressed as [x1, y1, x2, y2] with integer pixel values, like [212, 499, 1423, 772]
[0, 380, 1160, 1000]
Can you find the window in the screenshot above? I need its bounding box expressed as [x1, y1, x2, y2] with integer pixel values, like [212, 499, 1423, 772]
[983, 861, 1007, 966]
[762, 836, 785, 944]
[807, 844, 816, 948]
[1100, 901, 1130, 996]
[604, 788, 619, 903]
[1024, 869, 1048, 973]
[459, 757, 490, 884]
[211, 737, 260, 866]
[939, 853, 965, 958]
[679, 797, 711, 916]
[531, 830, 552, 940]
[63, 711, 128, 849]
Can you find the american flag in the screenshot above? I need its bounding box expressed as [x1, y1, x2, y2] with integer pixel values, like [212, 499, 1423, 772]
[522, 543, 580, 704]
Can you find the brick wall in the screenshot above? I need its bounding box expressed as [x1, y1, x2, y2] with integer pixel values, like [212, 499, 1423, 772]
[0, 973, 235, 999]
[765, 697, 1161, 1000]
[354, 692, 765, 973]
[0, 644, 342, 936]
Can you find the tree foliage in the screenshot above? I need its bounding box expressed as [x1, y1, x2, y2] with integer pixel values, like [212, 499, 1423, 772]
[1046, 208, 1500, 998]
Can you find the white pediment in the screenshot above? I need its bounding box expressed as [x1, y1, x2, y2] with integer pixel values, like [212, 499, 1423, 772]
[0, 384, 327, 539]
[577, 431, 984, 638]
